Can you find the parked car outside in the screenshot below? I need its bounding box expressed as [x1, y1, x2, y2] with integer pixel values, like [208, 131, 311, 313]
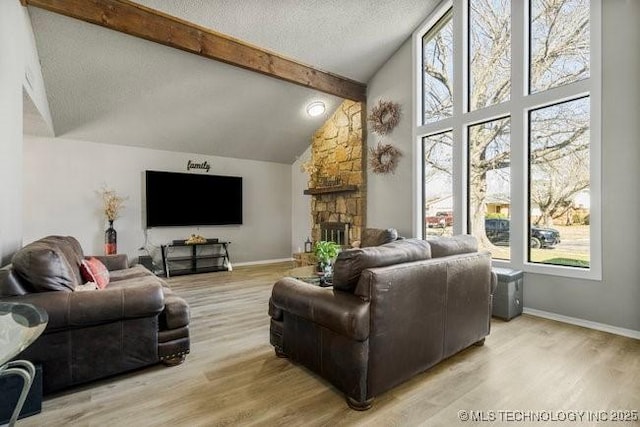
[426, 211, 454, 228]
[485, 218, 560, 249]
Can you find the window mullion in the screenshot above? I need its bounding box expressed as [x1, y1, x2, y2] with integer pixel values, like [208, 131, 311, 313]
[508, 0, 526, 269]
[416, 119, 454, 138]
[522, 80, 590, 111]
[587, 0, 602, 280]
[460, 102, 513, 127]
[452, 0, 466, 235]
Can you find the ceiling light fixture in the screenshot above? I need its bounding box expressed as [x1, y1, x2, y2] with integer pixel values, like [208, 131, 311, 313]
[306, 101, 325, 117]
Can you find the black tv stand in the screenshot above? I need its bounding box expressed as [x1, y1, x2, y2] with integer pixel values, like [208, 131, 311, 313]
[161, 239, 231, 277]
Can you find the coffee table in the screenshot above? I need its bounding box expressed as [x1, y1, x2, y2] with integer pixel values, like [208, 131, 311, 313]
[286, 265, 333, 287]
[0, 303, 48, 427]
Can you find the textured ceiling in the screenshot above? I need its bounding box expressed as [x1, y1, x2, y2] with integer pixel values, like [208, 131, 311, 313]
[133, 0, 438, 82]
[27, 1, 438, 164]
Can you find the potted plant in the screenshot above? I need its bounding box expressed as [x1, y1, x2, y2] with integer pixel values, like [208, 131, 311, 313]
[314, 241, 341, 275]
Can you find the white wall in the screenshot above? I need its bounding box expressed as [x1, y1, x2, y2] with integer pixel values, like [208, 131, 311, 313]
[0, 2, 49, 264]
[365, 0, 640, 332]
[0, 1, 23, 264]
[366, 40, 414, 238]
[523, 0, 640, 332]
[291, 146, 312, 253]
[23, 137, 292, 265]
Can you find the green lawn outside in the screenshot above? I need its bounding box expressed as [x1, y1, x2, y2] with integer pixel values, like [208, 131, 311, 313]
[487, 225, 590, 267]
[428, 225, 590, 268]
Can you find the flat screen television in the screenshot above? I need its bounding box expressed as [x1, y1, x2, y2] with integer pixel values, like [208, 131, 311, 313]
[145, 170, 243, 227]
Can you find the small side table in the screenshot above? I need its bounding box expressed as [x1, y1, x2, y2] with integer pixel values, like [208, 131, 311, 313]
[286, 265, 333, 287]
[0, 303, 48, 427]
[491, 268, 524, 320]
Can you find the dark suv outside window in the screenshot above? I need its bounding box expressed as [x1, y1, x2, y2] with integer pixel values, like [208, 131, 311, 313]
[485, 219, 560, 249]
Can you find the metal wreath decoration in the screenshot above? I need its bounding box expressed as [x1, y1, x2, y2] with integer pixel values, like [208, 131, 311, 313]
[368, 100, 401, 135]
[369, 143, 402, 174]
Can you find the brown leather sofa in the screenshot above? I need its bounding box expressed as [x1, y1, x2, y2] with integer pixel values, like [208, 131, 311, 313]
[0, 235, 190, 394]
[269, 235, 496, 410]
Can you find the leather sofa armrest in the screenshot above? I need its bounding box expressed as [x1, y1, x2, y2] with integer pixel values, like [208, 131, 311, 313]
[270, 277, 370, 341]
[86, 254, 129, 271]
[5, 282, 164, 331]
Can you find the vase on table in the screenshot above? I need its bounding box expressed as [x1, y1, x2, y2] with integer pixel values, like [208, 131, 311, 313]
[105, 220, 117, 255]
[323, 262, 332, 275]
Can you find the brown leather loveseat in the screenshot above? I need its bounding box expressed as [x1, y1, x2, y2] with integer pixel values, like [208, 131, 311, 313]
[269, 235, 496, 410]
[0, 235, 190, 394]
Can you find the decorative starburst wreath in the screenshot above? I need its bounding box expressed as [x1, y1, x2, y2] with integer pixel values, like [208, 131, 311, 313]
[369, 143, 402, 174]
[368, 100, 401, 135]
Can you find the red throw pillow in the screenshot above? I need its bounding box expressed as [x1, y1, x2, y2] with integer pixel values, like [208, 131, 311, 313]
[80, 258, 110, 289]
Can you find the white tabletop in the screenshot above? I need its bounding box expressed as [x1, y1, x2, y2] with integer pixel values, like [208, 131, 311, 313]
[0, 303, 48, 366]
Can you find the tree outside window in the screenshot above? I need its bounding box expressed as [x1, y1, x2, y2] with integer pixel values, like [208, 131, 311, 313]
[419, 0, 593, 270]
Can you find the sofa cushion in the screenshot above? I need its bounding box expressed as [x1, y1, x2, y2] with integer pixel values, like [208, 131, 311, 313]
[109, 264, 155, 282]
[80, 258, 110, 289]
[11, 239, 81, 292]
[89, 254, 129, 271]
[427, 235, 478, 258]
[38, 235, 84, 261]
[332, 238, 432, 292]
[39, 236, 85, 284]
[360, 228, 398, 248]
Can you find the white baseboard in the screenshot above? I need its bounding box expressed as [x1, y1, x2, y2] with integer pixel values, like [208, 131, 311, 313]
[232, 258, 293, 267]
[523, 307, 640, 340]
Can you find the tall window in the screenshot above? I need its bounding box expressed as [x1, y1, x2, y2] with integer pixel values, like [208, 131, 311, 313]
[422, 10, 453, 125]
[422, 11, 455, 236]
[469, 0, 511, 111]
[468, 117, 511, 261]
[415, 0, 600, 279]
[529, 97, 590, 267]
[424, 131, 453, 237]
[530, 0, 590, 93]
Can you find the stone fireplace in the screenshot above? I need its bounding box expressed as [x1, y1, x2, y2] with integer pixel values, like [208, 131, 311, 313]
[305, 100, 366, 246]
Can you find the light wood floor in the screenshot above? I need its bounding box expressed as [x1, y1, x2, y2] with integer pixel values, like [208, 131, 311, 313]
[18, 262, 640, 426]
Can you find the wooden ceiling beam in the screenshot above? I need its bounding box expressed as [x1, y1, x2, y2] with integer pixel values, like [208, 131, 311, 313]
[24, 0, 367, 101]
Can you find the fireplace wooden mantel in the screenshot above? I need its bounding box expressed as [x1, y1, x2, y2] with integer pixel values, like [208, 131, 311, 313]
[303, 185, 358, 195]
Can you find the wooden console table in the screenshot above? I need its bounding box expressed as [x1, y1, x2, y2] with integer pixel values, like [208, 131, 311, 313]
[161, 240, 231, 277]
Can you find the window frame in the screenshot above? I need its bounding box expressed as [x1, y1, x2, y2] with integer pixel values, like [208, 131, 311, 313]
[412, 0, 602, 280]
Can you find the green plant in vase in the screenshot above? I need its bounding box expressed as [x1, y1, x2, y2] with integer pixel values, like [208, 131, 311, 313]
[314, 241, 341, 275]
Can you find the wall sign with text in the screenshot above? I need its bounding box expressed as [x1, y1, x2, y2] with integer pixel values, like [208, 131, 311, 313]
[187, 160, 211, 172]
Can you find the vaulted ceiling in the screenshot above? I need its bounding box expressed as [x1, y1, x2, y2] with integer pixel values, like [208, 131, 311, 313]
[26, 1, 438, 164]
